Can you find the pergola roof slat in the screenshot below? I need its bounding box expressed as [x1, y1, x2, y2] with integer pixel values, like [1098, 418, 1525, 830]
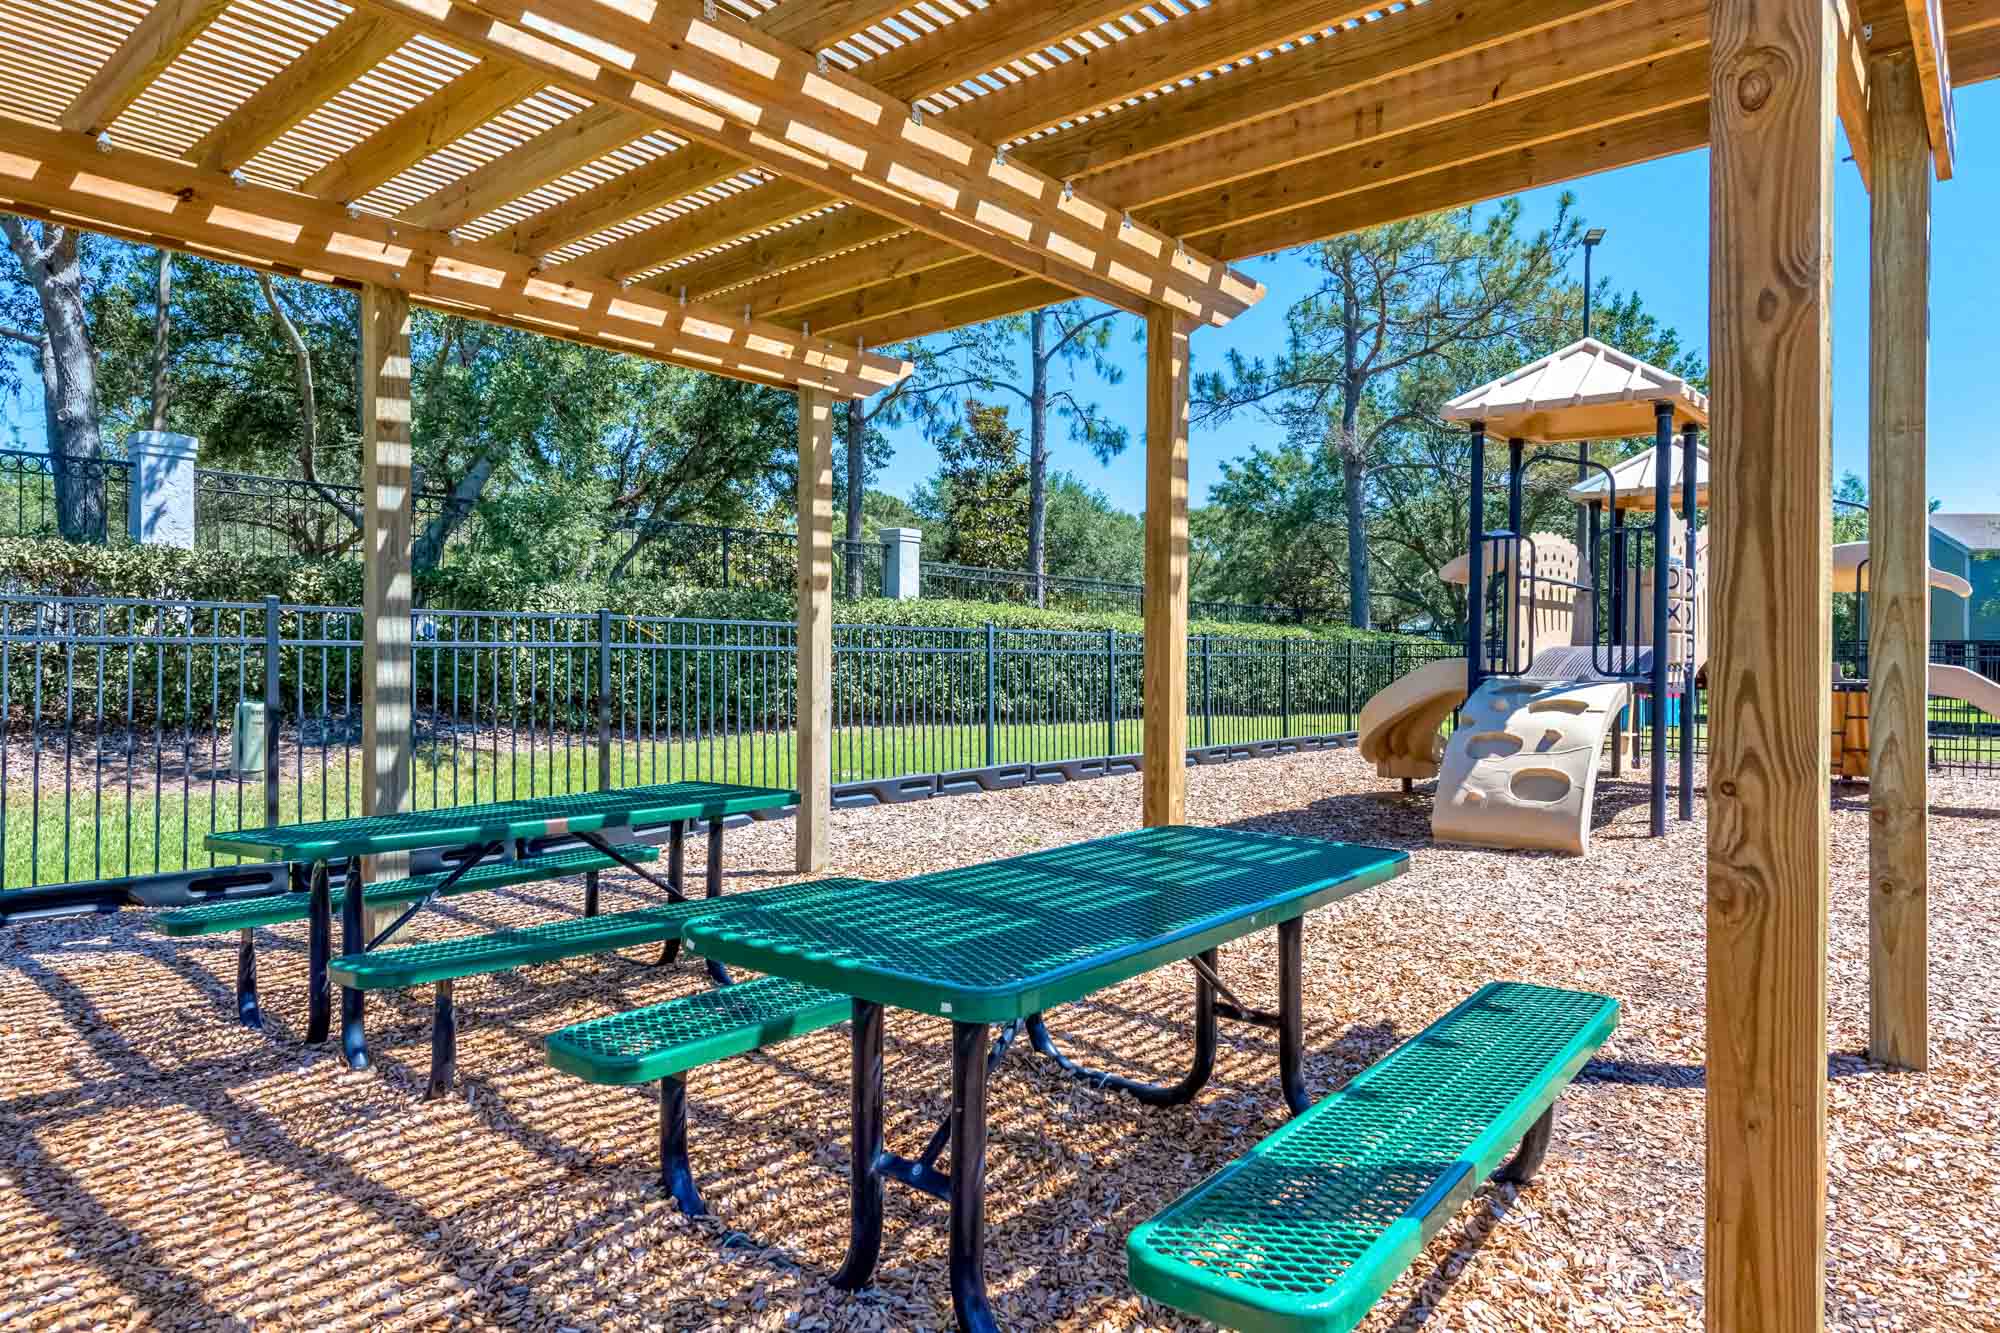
[189, 11, 413, 172]
[61, 0, 236, 135]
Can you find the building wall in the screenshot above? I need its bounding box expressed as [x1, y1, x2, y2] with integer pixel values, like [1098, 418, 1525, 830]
[1932, 528, 1974, 638]
[1967, 551, 2000, 639]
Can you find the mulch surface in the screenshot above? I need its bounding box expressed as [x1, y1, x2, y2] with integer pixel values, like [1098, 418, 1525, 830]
[3, 749, 1996, 1331]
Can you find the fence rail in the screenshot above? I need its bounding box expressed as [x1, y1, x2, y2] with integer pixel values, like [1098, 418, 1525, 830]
[0, 593, 1457, 896]
[917, 558, 1292, 622]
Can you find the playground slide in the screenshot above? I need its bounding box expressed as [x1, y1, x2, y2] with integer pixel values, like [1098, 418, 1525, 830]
[1430, 676, 1633, 856]
[1357, 656, 1468, 780]
[1930, 663, 2000, 718]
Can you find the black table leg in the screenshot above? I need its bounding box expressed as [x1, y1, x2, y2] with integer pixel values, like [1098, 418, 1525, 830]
[833, 998, 885, 1291]
[948, 1019, 996, 1333]
[584, 869, 600, 918]
[655, 818, 689, 967]
[1278, 916, 1308, 1116]
[340, 854, 368, 1071]
[426, 980, 456, 1099]
[305, 859, 331, 1045]
[660, 1075, 706, 1215]
[1024, 947, 1217, 1106]
[235, 927, 262, 1029]
[702, 817, 731, 986]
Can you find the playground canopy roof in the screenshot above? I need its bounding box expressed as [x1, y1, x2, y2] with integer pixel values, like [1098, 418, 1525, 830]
[1442, 337, 1710, 445]
[0, 2, 1991, 395]
[1567, 437, 1711, 512]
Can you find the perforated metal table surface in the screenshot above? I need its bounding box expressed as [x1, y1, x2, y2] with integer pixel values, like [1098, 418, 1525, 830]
[682, 825, 1407, 1023]
[203, 780, 796, 862]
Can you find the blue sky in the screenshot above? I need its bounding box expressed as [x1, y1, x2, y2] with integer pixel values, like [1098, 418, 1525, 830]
[876, 80, 2000, 520]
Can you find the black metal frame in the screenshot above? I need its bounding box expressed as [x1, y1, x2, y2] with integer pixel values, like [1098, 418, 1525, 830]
[832, 916, 1312, 1332]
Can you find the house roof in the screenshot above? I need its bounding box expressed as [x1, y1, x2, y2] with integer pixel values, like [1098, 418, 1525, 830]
[1929, 514, 2000, 552]
[1440, 338, 1709, 444]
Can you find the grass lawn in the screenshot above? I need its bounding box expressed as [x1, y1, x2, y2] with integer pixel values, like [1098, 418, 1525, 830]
[1, 711, 1357, 890]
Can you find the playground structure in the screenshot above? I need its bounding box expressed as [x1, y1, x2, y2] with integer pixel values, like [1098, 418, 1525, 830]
[1359, 339, 1994, 853]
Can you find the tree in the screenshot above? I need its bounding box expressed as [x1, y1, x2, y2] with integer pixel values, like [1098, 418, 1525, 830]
[918, 303, 1130, 601]
[1041, 473, 1143, 584]
[836, 339, 961, 595]
[0, 219, 107, 541]
[1194, 199, 1584, 629]
[921, 400, 1030, 569]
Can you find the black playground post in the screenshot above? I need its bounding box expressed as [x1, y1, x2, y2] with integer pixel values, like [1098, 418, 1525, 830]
[1466, 423, 1486, 696]
[1508, 438, 1525, 671]
[1680, 420, 1700, 821]
[1650, 400, 1673, 837]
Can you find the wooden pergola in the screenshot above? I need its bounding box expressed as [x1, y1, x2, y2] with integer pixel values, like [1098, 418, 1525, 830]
[4, 0, 1995, 1325]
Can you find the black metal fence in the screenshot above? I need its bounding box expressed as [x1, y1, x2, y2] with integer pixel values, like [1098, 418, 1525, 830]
[917, 558, 1292, 622]
[0, 593, 1453, 895]
[616, 520, 884, 599]
[0, 448, 453, 556]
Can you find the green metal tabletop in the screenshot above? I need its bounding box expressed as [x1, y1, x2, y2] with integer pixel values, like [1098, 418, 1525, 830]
[682, 825, 1407, 1023]
[203, 781, 797, 862]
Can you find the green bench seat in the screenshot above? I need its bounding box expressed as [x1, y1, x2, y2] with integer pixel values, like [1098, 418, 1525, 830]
[1127, 981, 1618, 1333]
[329, 876, 873, 1101]
[545, 974, 853, 1216]
[153, 843, 658, 937]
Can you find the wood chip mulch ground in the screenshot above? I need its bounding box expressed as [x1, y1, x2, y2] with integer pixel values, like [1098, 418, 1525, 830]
[3, 748, 1996, 1331]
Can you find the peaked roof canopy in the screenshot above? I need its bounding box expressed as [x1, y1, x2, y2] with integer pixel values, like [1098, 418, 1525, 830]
[1442, 338, 1710, 444]
[1567, 439, 1710, 512]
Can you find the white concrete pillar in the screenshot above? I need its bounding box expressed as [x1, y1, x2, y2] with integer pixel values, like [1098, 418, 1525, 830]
[879, 526, 923, 600]
[126, 430, 199, 548]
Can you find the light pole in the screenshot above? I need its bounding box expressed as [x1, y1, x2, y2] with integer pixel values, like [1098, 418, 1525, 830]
[1578, 228, 1607, 563]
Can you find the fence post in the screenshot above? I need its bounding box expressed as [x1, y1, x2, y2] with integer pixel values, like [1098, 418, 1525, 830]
[1280, 636, 1292, 739]
[597, 608, 613, 793]
[1345, 638, 1357, 730]
[263, 595, 281, 828]
[1201, 633, 1213, 749]
[984, 622, 998, 767]
[1105, 626, 1118, 759]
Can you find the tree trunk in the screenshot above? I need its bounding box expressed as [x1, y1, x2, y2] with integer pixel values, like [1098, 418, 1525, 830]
[845, 395, 864, 598]
[148, 249, 172, 431]
[1339, 292, 1369, 631]
[11, 226, 108, 544]
[412, 453, 497, 572]
[1026, 308, 1049, 608]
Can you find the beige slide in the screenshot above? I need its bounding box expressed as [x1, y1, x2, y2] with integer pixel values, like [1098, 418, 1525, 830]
[1357, 656, 1468, 780]
[1430, 676, 1633, 856]
[1930, 663, 2000, 717]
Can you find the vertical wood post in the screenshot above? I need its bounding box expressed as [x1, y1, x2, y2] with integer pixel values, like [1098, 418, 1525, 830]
[796, 385, 834, 872]
[1142, 308, 1191, 828]
[1867, 50, 1932, 1071]
[360, 285, 413, 931]
[1705, 0, 1834, 1327]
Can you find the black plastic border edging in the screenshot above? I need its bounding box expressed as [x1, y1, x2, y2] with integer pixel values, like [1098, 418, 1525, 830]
[0, 734, 1360, 924]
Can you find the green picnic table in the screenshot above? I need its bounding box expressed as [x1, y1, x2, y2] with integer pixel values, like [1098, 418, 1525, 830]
[681, 824, 1407, 1333]
[205, 780, 796, 1069]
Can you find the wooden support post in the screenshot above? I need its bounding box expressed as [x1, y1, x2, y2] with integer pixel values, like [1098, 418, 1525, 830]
[796, 385, 834, 872]
[1705, 0, 1834, 1327]
[360, 285, 414, 936]
[1867, 51, 1932, 1072]
[1142, 307, 1191, 828]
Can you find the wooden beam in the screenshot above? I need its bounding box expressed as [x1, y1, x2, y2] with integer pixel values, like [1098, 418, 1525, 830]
[0, 117, 909, 397]
[404, 103, 650, 232]
[844, 277, 1067, 346]
[849, 0, 1139, 107]
[1148, 51, 1708, 247]
[1027, 0, 1642, 185]
[1903, 0, 1960, 177]
[504, 145, 745, 256]
[302, 61, 546, 204]
[727, 230, 962, 320]
[61, 0, 234, 135]
[360, 283, 415, 925]
[559, 180, 829, 283]
[674, 207, 905, 300]
[355, 0, 1261, 326]
[190, 13, 412, 173]
[1833, 0, 1873, 189]
[1866, 50, 1932, 1072]
[1957, 23, 2000, 85]
[1705, 0, 1833, 1329]
[795, 384, 834, 873]
[1142, 306, 1191, 828]
[784, 254, 1031, 335]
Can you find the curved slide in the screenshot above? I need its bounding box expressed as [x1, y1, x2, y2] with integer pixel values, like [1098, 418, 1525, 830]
[1930, 663, 2000, 717]
[1358, 662, 1636, 855]
[1357, 657, 1467, 780]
